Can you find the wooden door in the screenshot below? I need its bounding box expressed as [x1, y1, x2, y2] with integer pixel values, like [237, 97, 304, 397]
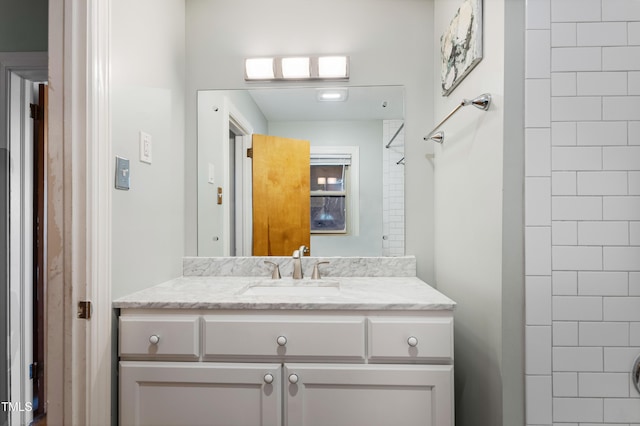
[284, 364, 454, 426]
[120, 362, 282, 426]
[252, 134, 310, 256]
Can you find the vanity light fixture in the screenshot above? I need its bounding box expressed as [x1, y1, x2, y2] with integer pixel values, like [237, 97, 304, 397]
[316, 177, 340, 187]
[244, 57, 275, 80]
[281, 57, 311, 79]
[244, 55, 349, 81]
[318, 56, 348, 78]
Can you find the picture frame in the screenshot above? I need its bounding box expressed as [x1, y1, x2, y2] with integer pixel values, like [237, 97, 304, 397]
[440, 0, 483, 96]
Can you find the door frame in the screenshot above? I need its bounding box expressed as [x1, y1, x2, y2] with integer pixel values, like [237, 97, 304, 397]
[1, 52, 47, 426]
[228, 108, 253, 256]
[48, 1, 112, 424]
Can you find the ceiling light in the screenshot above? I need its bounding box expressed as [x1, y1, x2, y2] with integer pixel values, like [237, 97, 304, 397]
[318, 56, 348, 79]
[317, 88, 348, 102]
[281, 57, 310, 79]
[244, 58, 275, 80]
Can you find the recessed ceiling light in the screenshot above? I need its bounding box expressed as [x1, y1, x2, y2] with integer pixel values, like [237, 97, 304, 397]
[317, 88, 348, 102]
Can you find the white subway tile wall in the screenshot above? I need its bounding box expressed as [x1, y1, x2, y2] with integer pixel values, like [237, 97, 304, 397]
[525, 1, 640, 424]
[382, 120, 404, 256]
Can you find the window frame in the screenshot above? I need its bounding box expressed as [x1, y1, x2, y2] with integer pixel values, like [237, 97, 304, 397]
[309, 146, 359, 236]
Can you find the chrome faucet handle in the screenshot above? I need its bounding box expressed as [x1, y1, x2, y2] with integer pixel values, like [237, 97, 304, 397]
[311, 261, 330, 280]
[263, 261, 281, 279]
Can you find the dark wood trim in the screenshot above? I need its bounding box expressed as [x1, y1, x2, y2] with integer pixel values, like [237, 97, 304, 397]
[32, 83, 47, 417]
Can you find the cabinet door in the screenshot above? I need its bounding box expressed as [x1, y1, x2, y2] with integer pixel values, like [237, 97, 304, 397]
[284, 364, 453, 426]
[120, 361, 281, 426]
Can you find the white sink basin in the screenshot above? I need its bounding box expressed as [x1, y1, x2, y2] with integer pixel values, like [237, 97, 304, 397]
[240, 279, 341, 297]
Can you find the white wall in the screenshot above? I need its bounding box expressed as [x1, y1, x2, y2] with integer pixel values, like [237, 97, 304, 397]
[269, 120, 384, 256]
[524, 1, 640, 424]
[432, 0, 524, 424]
[111, 0, 186, 299]
[185, 0, 436, 281]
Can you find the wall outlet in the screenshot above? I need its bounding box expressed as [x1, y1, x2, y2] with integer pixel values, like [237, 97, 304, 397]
[139, 131, 152, 164]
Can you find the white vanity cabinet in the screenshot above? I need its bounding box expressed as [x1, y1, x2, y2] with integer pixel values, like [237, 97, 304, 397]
[118, 310, 454, 426]
[119, 361, 282, 426]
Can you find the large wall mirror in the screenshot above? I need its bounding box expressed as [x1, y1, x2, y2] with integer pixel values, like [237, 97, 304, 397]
[197, 85, 405, 258]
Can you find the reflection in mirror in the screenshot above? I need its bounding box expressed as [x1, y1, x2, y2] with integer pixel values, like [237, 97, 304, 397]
[197, 86, 405, 258]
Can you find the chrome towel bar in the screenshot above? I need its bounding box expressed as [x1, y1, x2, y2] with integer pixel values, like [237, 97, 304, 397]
[424, 93, 491, 144]
[385, 122, 405, 148]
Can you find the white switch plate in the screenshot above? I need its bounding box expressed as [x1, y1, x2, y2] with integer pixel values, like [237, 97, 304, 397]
[139, 131, 152, 164]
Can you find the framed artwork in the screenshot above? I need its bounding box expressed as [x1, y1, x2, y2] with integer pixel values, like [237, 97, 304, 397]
[440, 0, 483, 96]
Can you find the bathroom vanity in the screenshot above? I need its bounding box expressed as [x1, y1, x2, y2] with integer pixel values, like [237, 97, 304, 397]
[114, 257, 456, 426]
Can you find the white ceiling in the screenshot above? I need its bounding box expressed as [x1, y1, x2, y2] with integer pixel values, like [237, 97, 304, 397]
[247, 85, 404, 122]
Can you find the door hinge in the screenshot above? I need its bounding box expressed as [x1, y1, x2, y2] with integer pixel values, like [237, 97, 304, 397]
[29, 362, 43, 379]
[246, 148, 253, 158]
[29, 103, 43, 120]
[77, 300, 92, 319]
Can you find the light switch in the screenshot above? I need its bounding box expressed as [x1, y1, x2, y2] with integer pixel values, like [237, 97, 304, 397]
[139, 131, 152, 164]
[115, 156, 130, 190]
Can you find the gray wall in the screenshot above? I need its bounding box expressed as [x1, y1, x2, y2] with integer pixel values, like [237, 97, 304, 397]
[432, 0, 524, 425]
[0, 0, 48, 52]
[111, 0, 186, 299]
[185, 0, 436, 282]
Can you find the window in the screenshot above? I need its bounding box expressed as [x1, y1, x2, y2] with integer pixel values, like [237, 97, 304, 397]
[310, 149, 357, 234]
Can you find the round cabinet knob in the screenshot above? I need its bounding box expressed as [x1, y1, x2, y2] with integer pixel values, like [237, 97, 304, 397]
[149, 335, 160, 345]
[276, 336, 288, 346]
[407, 336, 418, 347]
[263, 373, 274, 384]
[288, 374, 299, 384]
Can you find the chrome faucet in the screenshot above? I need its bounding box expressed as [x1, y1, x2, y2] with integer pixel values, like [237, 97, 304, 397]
[292, 245, 308, 279]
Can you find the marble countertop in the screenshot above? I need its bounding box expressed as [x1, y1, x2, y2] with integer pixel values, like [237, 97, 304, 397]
[113, 276, 456, 311]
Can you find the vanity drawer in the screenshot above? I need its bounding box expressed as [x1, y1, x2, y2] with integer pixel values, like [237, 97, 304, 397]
[367, 317, 453, 362]
[119, 315, 200, 360]
[203, 316, 366, 360]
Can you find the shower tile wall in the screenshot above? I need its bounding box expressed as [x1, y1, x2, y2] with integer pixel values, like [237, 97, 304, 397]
[525, 0, 640, 425]
[382, 120, 405, 256]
